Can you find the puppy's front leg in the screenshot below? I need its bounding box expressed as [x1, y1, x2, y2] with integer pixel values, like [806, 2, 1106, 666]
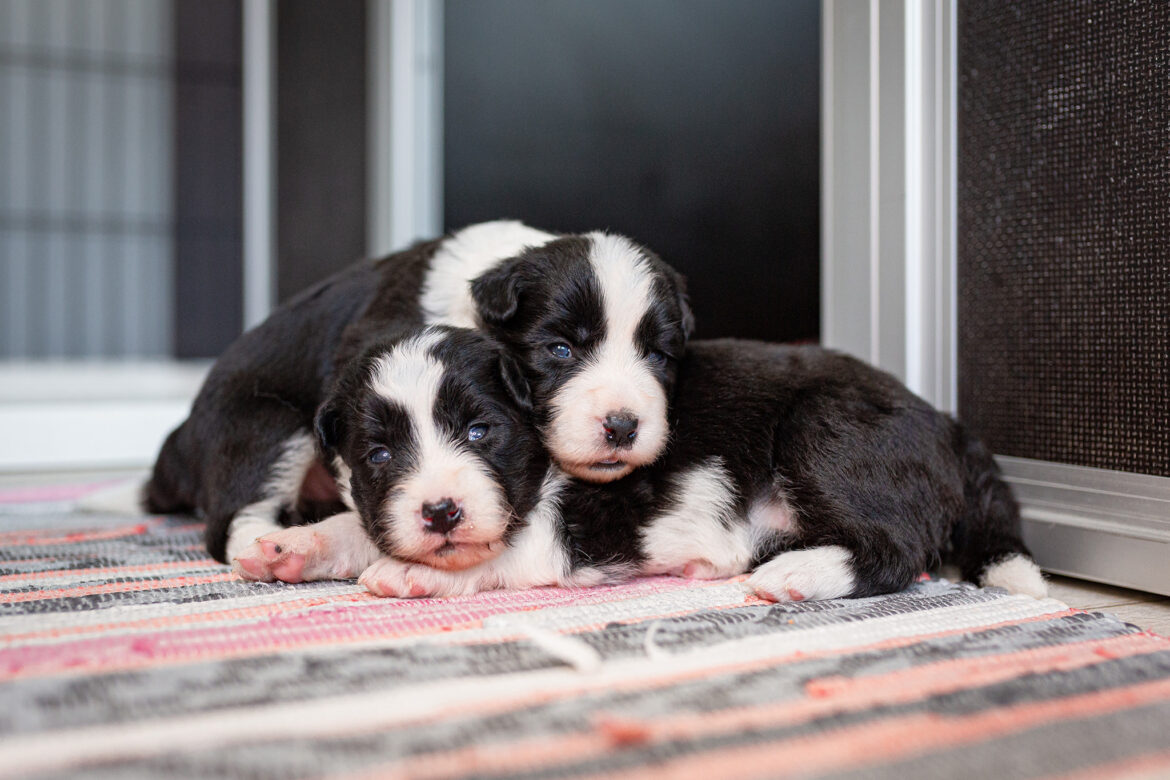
[360, 512, 574, 598]
[359, 557, 486, 598]
[233, 512, 380, 583]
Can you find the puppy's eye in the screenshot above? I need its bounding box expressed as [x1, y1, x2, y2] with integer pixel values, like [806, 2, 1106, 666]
[467, 423, 489, 442]
[647, 350, 667, 365]
[367, 447, 392, 464]
[548, 343, 573, 359]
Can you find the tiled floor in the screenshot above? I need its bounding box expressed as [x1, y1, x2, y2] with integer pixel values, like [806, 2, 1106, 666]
[3, 469, 1169, 634]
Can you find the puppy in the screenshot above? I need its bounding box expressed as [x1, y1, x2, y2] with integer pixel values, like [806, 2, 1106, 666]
[144, 221, 692, 565]
[234, 326, 625, 593]
[242, 337, 1046, 604]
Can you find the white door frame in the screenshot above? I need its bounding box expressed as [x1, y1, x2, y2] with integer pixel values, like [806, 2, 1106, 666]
[821, 0, 1170, 595]
[367, 0, 444, 257]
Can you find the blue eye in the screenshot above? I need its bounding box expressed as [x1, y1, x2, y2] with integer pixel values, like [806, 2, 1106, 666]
[549, 343, 573, 359]
[367, 447, 392, 464]
[648, 350, 667, 365]
[467, 423, 488, 441]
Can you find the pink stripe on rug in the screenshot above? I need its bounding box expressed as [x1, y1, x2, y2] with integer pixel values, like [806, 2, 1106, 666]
[0, 576, 707, 679]
[0, 479, 126, 505]
[0, 520, 160, 547]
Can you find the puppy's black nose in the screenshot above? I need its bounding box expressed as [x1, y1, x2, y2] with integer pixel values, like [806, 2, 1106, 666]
[603, 413, 638, 449]
[420, 498, 462, 534]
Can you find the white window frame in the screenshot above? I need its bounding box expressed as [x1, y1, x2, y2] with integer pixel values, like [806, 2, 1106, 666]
[822, 0, 1170, 596]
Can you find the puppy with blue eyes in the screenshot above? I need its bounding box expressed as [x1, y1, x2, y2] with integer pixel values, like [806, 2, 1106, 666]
[234, 325, 632, 593]
[234, 326, 552, 586]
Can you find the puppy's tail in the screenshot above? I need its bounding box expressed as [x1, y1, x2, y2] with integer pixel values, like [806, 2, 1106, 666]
[142, 425, 198, 515]
[951, 424, 1048, 599]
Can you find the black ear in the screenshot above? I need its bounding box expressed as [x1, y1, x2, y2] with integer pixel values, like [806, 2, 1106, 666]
[314, 399, 344, 452]
[470, 257, 527, 325]
[498, 351, 533, 413]
[673, 270, 696, 340]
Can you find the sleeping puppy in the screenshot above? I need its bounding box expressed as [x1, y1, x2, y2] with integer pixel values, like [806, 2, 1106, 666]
[241, 335, 1046, 603]
[144, 221, 692, 566]
[233, 325, 626, 591]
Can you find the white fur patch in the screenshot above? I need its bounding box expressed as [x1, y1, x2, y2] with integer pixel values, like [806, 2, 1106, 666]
[545, 233, 669, 480]
[224, 432, 318, 562]
[420, 220, 555, 328]
[332, 455, 354, 509]
[748, 545, 857, 603]
[639, 458, 754, 579]
[747, 490, 799, 536]
[981, 553, 1048, 599]
[366, 329, 509, 570]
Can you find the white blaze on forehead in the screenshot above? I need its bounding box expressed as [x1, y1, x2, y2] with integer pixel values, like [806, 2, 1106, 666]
[365, 328, 509, 569]
[545, 233, 670, 472]
[421, 220, 556, 328]
[586, 232, 657, 343]
[367, 328, 447, 446]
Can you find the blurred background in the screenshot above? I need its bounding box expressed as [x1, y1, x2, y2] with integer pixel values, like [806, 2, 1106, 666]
[0, 0, 820, 364]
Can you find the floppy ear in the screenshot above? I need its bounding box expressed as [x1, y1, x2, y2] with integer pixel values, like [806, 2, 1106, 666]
[470, 257, 527, 325]
[314, 398, 345, 453]
[497, 351, 533, 413]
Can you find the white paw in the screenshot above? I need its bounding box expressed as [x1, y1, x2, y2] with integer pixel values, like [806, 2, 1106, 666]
[232, 512, 378, 584]
[232, 526, 331, 584]
[748, 546, 856, 602]
[981, 554, 1047, 599]
[358, 557, 476, 599]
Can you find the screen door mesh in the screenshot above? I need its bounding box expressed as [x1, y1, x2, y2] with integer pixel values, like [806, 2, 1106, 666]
[957, 1, 1170, 478]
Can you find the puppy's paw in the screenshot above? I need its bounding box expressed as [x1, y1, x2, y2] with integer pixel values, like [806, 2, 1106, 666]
[668, 559, 724, 580]
[359, 557, 480, 598]
[232, 527, 322, 583]
[748, 546, 856, 603]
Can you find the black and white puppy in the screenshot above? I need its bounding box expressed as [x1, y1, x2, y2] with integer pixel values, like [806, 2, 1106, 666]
[242, 336, 1046, 603]
[234, 326, 624, 592]
[144, 221, 692, 566]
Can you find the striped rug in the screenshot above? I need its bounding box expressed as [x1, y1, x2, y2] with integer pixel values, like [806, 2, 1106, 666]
[2, 482, 1169, 779]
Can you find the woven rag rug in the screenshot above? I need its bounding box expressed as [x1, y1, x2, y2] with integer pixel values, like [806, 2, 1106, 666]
[2, 482, 1170, 779]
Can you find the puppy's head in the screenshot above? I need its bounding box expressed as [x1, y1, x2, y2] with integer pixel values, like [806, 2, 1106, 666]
[316, 326, 546, 570]
[471, 232, 694, 483]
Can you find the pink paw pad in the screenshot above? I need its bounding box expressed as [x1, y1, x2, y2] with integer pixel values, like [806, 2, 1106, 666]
[234, 557, 268, 580]
[259, 540, 284, 560]
[270, 553, 307, 583]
